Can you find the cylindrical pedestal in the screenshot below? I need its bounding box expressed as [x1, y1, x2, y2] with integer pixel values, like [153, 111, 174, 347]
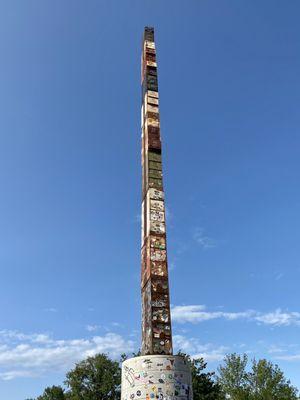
[121, 355, 193, 400]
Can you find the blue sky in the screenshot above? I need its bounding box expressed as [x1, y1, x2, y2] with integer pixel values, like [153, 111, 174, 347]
[0, 1, 300, 398]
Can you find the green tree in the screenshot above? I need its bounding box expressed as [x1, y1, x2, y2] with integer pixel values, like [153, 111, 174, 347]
[36, 385, 65, 400]
[218, 353, 299, 400]
[249, 358, 298, 400]
[64, 353, 121, 400]
[178, 352, 225, 400]
[218, 353, 250, 400]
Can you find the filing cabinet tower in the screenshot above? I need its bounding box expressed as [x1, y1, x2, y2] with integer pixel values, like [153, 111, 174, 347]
[121, 28, 193, 400]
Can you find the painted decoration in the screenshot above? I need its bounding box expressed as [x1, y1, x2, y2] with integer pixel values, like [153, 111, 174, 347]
[121, 355, 193, 400]
[150, 249, 166, 262]
[150, 210, 164, 222]
[149, 221, 165, 235]
[141, 26, 173, 356]
[150, 200, 164, 212]
[148, 188, 164, 200]
[152, 308, 169, 322]
[151, 261, 167, 277]
[152, 299, 168, 308]
[150, 236, 165, 249]
[151, 278, 168, 292]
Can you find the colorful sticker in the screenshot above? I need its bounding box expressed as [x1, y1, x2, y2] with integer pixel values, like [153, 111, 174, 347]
[150, 236, 166, 249]
[148, 188, 164, 200]
[150, 221, 165, 234]
[150, 210, 164, 222]
[150, 249, 166, 261]
[151, 261, 167, 277]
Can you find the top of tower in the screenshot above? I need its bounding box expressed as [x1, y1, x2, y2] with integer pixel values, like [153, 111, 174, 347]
[143, 26, 155, 42]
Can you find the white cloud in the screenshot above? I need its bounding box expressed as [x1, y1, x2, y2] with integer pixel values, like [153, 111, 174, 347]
[268, 345, 286, 354]
[173, 334, 300, 365]
[192, 351, 226, 362]
[173, 335, 227, 362]
[255, 309, 300, 327]
[171, 305, 300, 327]
[85, 325, 101, 332]
[44, 308, 58, 313]
[111, 322, 123, 328]
[171, 305, 254, 323]
[193, 228, 216, 249]
[0, 330, 52, 344]
[276, 354, 300, 361]
[265, 343, 300, 362]
[0, 370, 38, 381]
[0, 330, 134, 380]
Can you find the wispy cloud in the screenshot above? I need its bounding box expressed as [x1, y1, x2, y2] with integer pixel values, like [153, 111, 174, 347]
[171, 305, 255, 323]
[85, 325, 101, 332]
[255, 309, 300, 326]
[174, 335, 300, 365]
[267, 343, 300, 362]
[268, 345, 286, 354]
[0, 330, 52, 344]
[275, 272, 284, 281]
[193, 228, 216, 249]
[0, 330, 134, 380]
[173, 335, 227, 362]
[276, 354, 300, 361]
[171, 305, 300, 327]
[111, 322, 123, 328]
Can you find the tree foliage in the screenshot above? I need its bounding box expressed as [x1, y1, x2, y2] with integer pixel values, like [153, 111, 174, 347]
[249, 358, 298, 400]
[218, 353, 299, 400]
[36, 385, 65, 400]
[64, 353, 121, 400]
[218, 353, 250, 400]
[178, 352, 225, 400]
[30, 351, 299, 400]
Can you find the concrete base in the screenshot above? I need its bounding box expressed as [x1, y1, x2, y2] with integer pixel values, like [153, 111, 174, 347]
[121, 355, 193, 400]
